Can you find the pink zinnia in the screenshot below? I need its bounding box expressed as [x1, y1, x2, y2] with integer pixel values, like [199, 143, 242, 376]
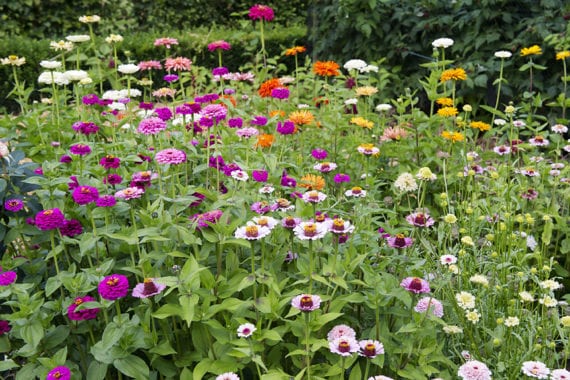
[208, 40, 231, 52]
[4, 199, 24, 212]
[249, 4, 275, 21]
[155, 148, 186, 165]
[137, 117, 167, 135]
[329, 336, 359, 356]
[47, 366, 71, 380]
[327, 324, 356, 342]
[400, 277, 430, 294]
[386, 233, 413, 248]
[35, 208, 65, 230]
[164, 57, 192, 71]
[98, 274, 129, 300]
[405, 212, 435, 227]
[414, 296, 444, 318]
[67, 295, 100, 321]
[552, 369, 570, 380]
[96, 195, 117, 208]
[190, 210, 223, 229]
[69, 143, 91, 155]
[458, 360, 492, 380]
[138, 60, 163, 70]
[291, 294, 321, 312]
[115, 187, 145, 200]
[72, 185, 99, 205]
[154, 37, 178, 48]
[521, 361, 550, 378]
[132, 278, 166, 298]
[0, 271, 17, 286]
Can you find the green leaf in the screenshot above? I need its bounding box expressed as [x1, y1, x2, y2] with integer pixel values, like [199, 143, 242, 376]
[222, 238, 251, 249]
[87, 361, 108, 380]
[192, 358, 214, 380]
[0, 359, 19, 371]
[179, 294, 199, 327]
[113, 355, 149, 380]
[45, 276, 62, 297]
[149, 340, 177, 356]
[152, 304, 183, 319]
[20, 320, 44, 348]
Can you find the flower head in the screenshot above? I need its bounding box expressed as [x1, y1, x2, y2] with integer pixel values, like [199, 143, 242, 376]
[291, 294, 322, 312]
[432, 38, 454, 48]
[294, 222, 328, 240]
[552, 369, 570, 380]
[67, 295, 100, 320]
[414, 296, 444, 317]
[47, 366, 71, 380]
[440, 68, 467, 82]
[98, 274, 129, 300]
[299, 175, 326, 191]
[394, 173, 418, 192]
[521, 361, 550, 378]
[358, 339, 385, 358]
[234, 223, 271, 240]
[458, 360, 492, 380]
[0, 271, 17, 286]
[327, 324, 356, 341]
[387, 233, 413, 248]
[237, 323, 257, 338]
[35, 208, 65, 230]
[208, 40, 231, 51]
[521, 45, 542, 57]
[249, 4, 275, 21]
[154, 37, 179, 48]
[313, 61, 340, 77]
[329, 336, 359, 356]
[72, 186, 99, 205]
[132, 278, 166, 298]
[4, 199, 24, 212]
[400, 277, 430, 294]
[165, 57, 192, 71]
[285, 46, 306, 56]
[155, 148, 186, 165]
[406, 212, 435, 227]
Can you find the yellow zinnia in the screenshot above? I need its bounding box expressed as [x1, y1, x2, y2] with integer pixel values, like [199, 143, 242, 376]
[355, 86, 379, 96]
[436, 97, 454, 107]
[521, 45, 542, 57]
[441, 131, 465, 142]
[350, 117, 374, 129]
[440, 68, 467, 82]
[437, 106, 458, 117]
[556, 51, 570, 60]
[470, 121, 491, 131]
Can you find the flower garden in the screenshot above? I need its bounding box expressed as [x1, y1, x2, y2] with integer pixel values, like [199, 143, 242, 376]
[1, 4, 570, 380]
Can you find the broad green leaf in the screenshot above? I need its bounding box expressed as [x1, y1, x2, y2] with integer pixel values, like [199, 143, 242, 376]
[87, 361, 108, 380]
[113, 355, 149, 380]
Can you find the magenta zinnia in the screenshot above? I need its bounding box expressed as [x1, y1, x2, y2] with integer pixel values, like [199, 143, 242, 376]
[98, 274, 129, 300]
[67, 295, 100, 320]
[248, 4, 275, 21]
[72, 185, 99, 205]
[35, 208, 65, 230]
[47, 366, 71, 380]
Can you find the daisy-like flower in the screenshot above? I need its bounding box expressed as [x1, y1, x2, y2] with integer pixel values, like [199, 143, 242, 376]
[469, 274, 489, 287]
[301, 190, 327, 204]
[165, 57, 192, 71]
[539, 296, 558, 308]
[285, 46, 306, 56]
[66, 35, 90, 43]
[521, 45, 542, 57]
[400, 277, 430, 294]
[237, 323, 256, 338]
[117, 64, 140, 75]
[236, 127, 259, 138]
[115, 187, 145, 200]
[380, 126, 408, 142]
[387, 233, 413, 248]
[50, 40, 74, 51]
[344, 59, 367, 71]
[437, 106, 459, 117]
[273, 198, 295, 212]
[495, 50, 513, 58]
[432, 38, 454, 48]
[357, 143, 380, 156]
[458, 360, 492, 380]
[216, 372, 240, 380]
[493, 145, 511, 155]
[231, 170, 249, 182]
[155, 148, 186, 165]
[358, 340, 384, 358]
[154, 37, 178, 48]
[294, 221, 328, 240]
[440, 254, 457, 265]
[98, 274, 129, 300]
[540, 279, 563, 291]
[327, 324, 356, 341]
[330, 336, 359, 356]
[440, 68, 467, 82]
[355, 86, 378, 97]
[465, 309, 481, 324]
[552, 124, 568, 134]
[443, 325, 463, 334]
[291, 294, 321, 312]
[345, 186, 367, 198]
[519, 291, 535, 303]
[208, 40, 231, 51]
[520, 168, 540, 177]
[132, 278, 166, 298]
[456, 291, 476, 310]
[234, 223, 271, 240]
[248, 4, 274, 21]
[406, 212, 435, 227]
[529, 135, 549, 147]
[394, 173, 418, 192]
[414, 297, 444, 318]
[313, 61, 340, 76]
[259, 185, 275, 194]
[313, 162, 337, 173]
[299, 174, 326, 191]
[504, 316, 520, 327]
[105, 34, 124, 44]
[282, 216, 302, 229]
[551, 369, 570, 380]
[252, 216, 279, 230]
[47, 366, 71, 380]
[325, 217, 355, 234]
[521, 361, 550, 378]
[4, 199, 24, 212]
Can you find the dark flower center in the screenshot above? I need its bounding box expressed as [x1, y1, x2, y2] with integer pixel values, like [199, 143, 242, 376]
[409, 278, 423, 291]
[338, 340, 350, 352]
[143, 279, 158, 295]
[245, 226, 259, 237]
[303, 224, 317, 237]
[300, 296, 313, 308]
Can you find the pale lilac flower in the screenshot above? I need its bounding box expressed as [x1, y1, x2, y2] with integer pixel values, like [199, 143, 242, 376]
[301, 190, 327, 204]
[282, 216, 301, 229]
[521, 361, 550, 378]
[329, 336, 359, 356]
[551, 124, 568, 134]
[493, 145, 511, 155]
[367, 376, 394, 380]
[386, 233, 413, 248]
[291, 294, 321, 312]
[259, 185, 275, 194]
[237, 323, 256, 338]
[405, 212, 435, 227]
[551, 369, 570, 380]
[458, 360, 492, 380]
[137, 117, 167, 135]
[440, 255, 457, 265]
[327, 325, 356, 342]
[529, 136, 550, 147]
[293, 221, 327, 240]
[234, 223, 271, 240]
[414, 297, 444, 317]
[325, 217, 355, 234]
[252, 216, 279, 230]
[344, 186, 366, 197]
[400, 277, 430, 294]
[115, 187, 144, 200]
[358, 340, 384, 358]
[313, 162, 337, 173]
[236, 127, 259, 138]
[231, 170, 249, 181]
[513, 120, 526, 127]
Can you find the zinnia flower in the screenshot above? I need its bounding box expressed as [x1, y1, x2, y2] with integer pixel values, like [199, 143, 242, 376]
[155, 148, 186, 165]
[132, 278, 167, 298]
[313, 61, 340, 76]
[67, 295, 100, 320]
[137, 117, 167, 135]
[47, 366, 71, 380]
[358, 340, 384, 358]
[234, 223, 271, 240]
[255, 134, 275, 148]
[35, 208, 65, 230]
[327, 325, 356, 341]
[60, 219, 83, 237]
[291, 294, 321, 312]
[521, 45, 542, 57]
[164, 57, 192, 71]
[414, 296, 444, 318]
[289, 110, 314, 126]
[98, 274, 129, 300]
[237, 323, 256, 338]
[72, 186, 99, 205]
[458, 360, 492, 380]
[437, 107, 459, 117]
[521, 361, 550, 378]
[400, 277, 430, 294]
[405, 212, 435, 227]
[299, 174, 326, 191]
[154, 37, 178, 48]
[216, 372, 240, 380]
[440, 68, 467, 82]
[293, 221, 327, 240]
[551, 369, 570, 380]
[285, 46, 306, 56]
[4, 199, 24, 212]
[329, 336, 359, 356]
[248, 4, 274, 21]
[0, 271, 17, 286]
[208, 40, 231, 51]
[258, 78, 282, 97]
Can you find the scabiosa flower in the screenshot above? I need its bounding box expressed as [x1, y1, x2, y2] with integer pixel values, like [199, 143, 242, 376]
[387, 233, 413, 248]
[99, 155, 121, 169]
[98, 274, 129, 300]
[291, 294, 321, 312]
[326, 217, 355, 234]
[35, 208, 65, 230]
[69, 143, 92, 155]
[276, 120, 296, 135]
[416, 167, 437, 181]
[72, 186, 99, 205]
[294, 221, 328, 240]
[216, 373, 240, 380]
[311, 148, 328, 160]
[155, 148, 186, 165]
[414, 296, 444, 318]
[456, 291, 476, 310]
[60, 219, 83, 237]
[458, 360, 492, 380]
[249, 4, 275, 21]
[234, 223, 271, 240]
[115, 187, 145, 200]
[313, 162, 337, 173]
[47, 366, 71, 380]
[67, 295, 100, 320]
[345, 186, 366, 197]
[400, 277, 431, 294]
[327, 324, 356, 341]
[4, 199, 24, 212]
[521, 361, 550, 378]
[137, 117, 167, 135]
[132, 278, 166, 298]
[301, 190, 327, 204]
[394, 173, 418, 192]
[405, 212, 435, 227]
[359, 340, 384, 358]
[237, 323, 257, 338]
[0, 271, 17, 286]
[330, 336, 359, 356]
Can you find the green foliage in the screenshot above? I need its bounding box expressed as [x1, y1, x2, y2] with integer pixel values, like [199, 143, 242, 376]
[307, 0, 570, 108]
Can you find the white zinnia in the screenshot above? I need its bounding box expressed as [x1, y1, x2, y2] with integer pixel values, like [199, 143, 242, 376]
[40, 60, 62, 70]
[117, 64, 140, 75]
[343, 59, 367, 71]
[432, 38, 454, 48]
[64, 70, 89, 82]
[376, 103, 393, 112]
[65, 35, 90, 43]
[494, 50, 513, 59]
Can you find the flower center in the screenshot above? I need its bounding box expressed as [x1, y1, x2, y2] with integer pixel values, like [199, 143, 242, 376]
[363, 343, 376, 356]
[284, 217, 296, 227]
[245, 226, 259, 237]
[303, 224, 317, 237]
[81, 187, 91, 194]
[315, 214, 326, 223]
[74, 298, 84, 305]
[332, 219, 345, 231]
[53, 371, 63, 379]
[257, 218, 268, 227]
[394, 233, 407, 247]
[308, 191, 319, 200]
[321, 163, 330, 170]
[409, 278, 423, 291]
[414, 213, 426, 225]
[44, 210, 53, 215]
[277, 198, 290, 208]
[242, 328, 251, 335]
[143, 278, 158, 295]
[338, 340, 350, 352]
[351, 186, 362, 194]
[106, 277, 119, 286]
[300, 296, 313, 308]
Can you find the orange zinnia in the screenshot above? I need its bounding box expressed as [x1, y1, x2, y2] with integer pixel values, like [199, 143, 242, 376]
[288, 110, 314, 126]
[285, 46, 306, 56]
[269, 109, 286, 118]
[255, 134, 275, 148]
[440, 68, 467, 82]
[313, 61, 340, 77]
[258, 78, 282, 97]
[299, 174, 326, 191]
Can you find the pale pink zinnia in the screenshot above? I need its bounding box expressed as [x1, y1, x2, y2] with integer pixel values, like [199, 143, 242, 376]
[405, 212, 435, 227]
[138, 60, 162, 70]
[164, 57, 192, 71]
[237, 323, 256, 338]
[551, 369, 570, 380]
[458, 360, 492, 380]
[329, 336, 359, 356]
[154, 37, 178, 48]
[358, 339, 385, 358]
[132, 278, 166, 298]
[400, 277, 431, 294]
[115, 187, 144, 200]
[137, 117, 167, 135]
[327, 324, 356, 342]
[234, 223, 271, 240]
[291, 294, 321, 312]
[155, 148, 186, 165]
[414, 296, 444, 318]
[521, 361, 550, 379]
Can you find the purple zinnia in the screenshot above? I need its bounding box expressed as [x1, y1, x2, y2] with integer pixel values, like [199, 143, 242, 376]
[137, 117, 167, 135]
[72, 186, 99, 205]
[207, 40, 231, 52]
[0, 320, 10, 335]
[130, 171, 155, 189]
[82, 94, 100, 105]
[35, 208, 65, 230]
[212, 67, 229, 76]
[281, 170, 297, 187]
[132, 278, 167, 298]
[400, 277, 431, 294]
[139, 102, 154, 110]
[228, 117, 243, 128]
[154, 107, 173, 121]
[276, 120, 295, 135]
[155, 148, 187, 165]
[199, 104, 227, 123]
[414, 296, 444, 318]
[99, 155, 121, 169]
[209, 155, 226, 170]
[96, 195, 117, 207]
[72, 121, 99, 135]
[250, 115, 268, 126]
[69, 143, 92, 156]
[189, 192, 206, 207]
[311, 148, 328, 160]
[47, 366, 71, 380]
[190, 210, 223, 229]
[67, 295, 100, 321]
[223, 163, 242, 176]
[176, 102, 201, 115]
[0, 271, 17, 286]
[405, 212, 435, 227]
[115, 187, 145, 200]
[252, 169, 268, 182]
[4, 199, 24, 212]
[59, 219, 83, 237]
[98, 274, 129, 300]
[333, 173, 350, 183]
[271, 87, 290, 100]
[59, 155, 73, 163]
[163, 74, 179, 83]
[104, 173, 123, 186]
